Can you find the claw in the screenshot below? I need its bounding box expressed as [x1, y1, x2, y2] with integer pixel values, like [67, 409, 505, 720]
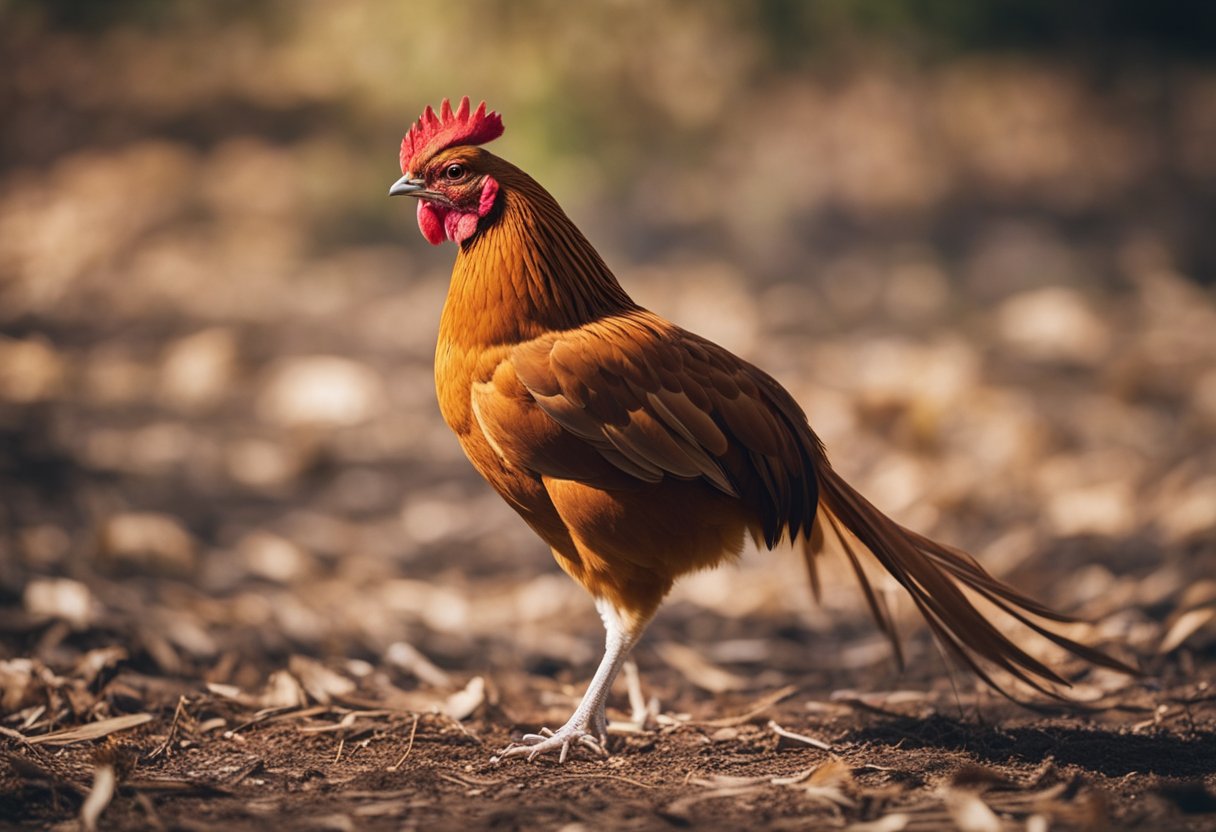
[491, 722, 608, 765]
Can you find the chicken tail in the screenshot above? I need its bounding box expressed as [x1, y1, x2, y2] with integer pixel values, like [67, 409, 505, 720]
[804, 464, 1136, 698]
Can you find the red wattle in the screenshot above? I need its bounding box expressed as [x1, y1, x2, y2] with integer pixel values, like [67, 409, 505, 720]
[445, 211, 480, 244]
[417, 201, 448, 245]
[416, 177, 500, 246]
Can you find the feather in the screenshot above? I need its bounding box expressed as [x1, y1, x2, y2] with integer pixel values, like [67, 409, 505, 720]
[812, 465, 1138, 698]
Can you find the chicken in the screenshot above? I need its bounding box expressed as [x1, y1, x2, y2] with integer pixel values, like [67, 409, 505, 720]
[389, 97, 1132, 763]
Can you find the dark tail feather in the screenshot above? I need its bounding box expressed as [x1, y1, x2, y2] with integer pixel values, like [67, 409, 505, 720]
[806, 464, 1138, 699]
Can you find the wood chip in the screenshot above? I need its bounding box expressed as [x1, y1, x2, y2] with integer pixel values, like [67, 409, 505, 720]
[206, 683, 247, 702]
[260, 670, 307, 709]
[385, 641, 452, 688]
[444, 676, 485, 720]
[26, 713, 153, 746]
[768, 719, 832, 750]
[1159, 607, 1216, 653]
[654, 642, 750, 693]
[845, 815, 909, 832]
[288, 656, 355, 704]
[74, 646, 128, 685]
[944, 789, 1002, 832]
[80, 764, 116, 832]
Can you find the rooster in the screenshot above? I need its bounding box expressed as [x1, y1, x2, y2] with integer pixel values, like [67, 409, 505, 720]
[389, 97, 1131, 763]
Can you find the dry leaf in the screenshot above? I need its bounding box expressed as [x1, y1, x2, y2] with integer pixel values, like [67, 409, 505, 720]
[22, 578, 95, 628]
[260, 670, 307, 709]
[206, 682, 251, 703]
[80, 763, 116, 832]
[1159, 607, 1216, 653]
[385, 641, 452, 688]
[27, 713, 153, 746]
[945, 789, 1002, 832]
[769, 719, 832, 750]
[288, 656, 355, 704]
[0, 659, 35, 712]
[444, 676, 485, 720]
[74, 647, 128, 685]
[653, 642, 750, 693]
[808, 759, 853, 788]
[100, 512, 196, 575]
[797, 758, 856, 808]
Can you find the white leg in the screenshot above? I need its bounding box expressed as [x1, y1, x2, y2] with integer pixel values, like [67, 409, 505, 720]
[493, 598, 651, 763]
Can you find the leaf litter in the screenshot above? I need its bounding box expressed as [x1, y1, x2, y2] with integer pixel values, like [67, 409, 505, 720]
[3, 11, 1216, 829]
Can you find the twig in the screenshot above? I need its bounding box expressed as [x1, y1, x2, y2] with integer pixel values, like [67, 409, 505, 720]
[387, 713, 421, 771]
[0, 726, 30, 744]
[224, 759, 264, 785]
[696, 684, 799, 728]
[440, 712, 481, 744]
[223, 705, 327, 738]
[145, 696, 188, 761]
[437, 771, 504, 788]
[547, 772, 657, 790]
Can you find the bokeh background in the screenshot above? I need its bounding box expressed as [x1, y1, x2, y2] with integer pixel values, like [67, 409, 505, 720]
[3, 0, 1216, 738]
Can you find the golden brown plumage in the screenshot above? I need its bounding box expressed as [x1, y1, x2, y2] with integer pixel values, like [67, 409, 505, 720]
[390, 98, 1133, 763]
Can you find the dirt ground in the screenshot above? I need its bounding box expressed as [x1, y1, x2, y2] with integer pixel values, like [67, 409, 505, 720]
[2, 319, 1215, 832]
[4, 5, 1216, 829]
[1, 640, 1215, 831]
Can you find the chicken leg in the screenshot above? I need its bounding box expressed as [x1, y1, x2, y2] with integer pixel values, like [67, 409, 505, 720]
[493, 599, 651, 763]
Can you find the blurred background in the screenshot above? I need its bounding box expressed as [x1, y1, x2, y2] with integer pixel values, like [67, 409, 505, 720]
[2, 0, 1215, 700]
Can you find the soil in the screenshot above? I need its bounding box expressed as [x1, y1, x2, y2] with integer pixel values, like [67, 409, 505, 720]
[2, 663, 1215, 831]
[3, 9, 1216, 829]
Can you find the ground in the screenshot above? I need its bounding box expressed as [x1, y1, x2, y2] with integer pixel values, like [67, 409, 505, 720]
[2, 647, 1215, 830]
[3, 7, 1216, 828]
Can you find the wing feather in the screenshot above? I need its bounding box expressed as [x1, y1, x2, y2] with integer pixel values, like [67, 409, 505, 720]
[648, 387, 729, 456]
[495, 311, 818, 536]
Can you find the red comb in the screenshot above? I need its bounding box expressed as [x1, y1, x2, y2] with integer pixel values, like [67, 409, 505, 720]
[399, 97, 504, 174]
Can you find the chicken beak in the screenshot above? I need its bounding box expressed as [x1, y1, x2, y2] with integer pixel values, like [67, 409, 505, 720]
[388, 174, 427, 197]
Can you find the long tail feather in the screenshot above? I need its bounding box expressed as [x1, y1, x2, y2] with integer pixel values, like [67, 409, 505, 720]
[809, 464, 1137, 699]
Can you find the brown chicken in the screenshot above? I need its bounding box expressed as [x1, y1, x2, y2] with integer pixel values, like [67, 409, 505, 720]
[389, 97, 1130, 763]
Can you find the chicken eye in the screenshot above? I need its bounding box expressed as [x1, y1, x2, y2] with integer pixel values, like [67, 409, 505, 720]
[443, 163, 466, 181]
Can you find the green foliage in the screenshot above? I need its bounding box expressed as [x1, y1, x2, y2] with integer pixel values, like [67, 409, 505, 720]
[13, 0, 1213, 60]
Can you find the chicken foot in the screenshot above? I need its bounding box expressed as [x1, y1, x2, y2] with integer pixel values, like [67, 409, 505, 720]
[493, 599, 651, 764]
